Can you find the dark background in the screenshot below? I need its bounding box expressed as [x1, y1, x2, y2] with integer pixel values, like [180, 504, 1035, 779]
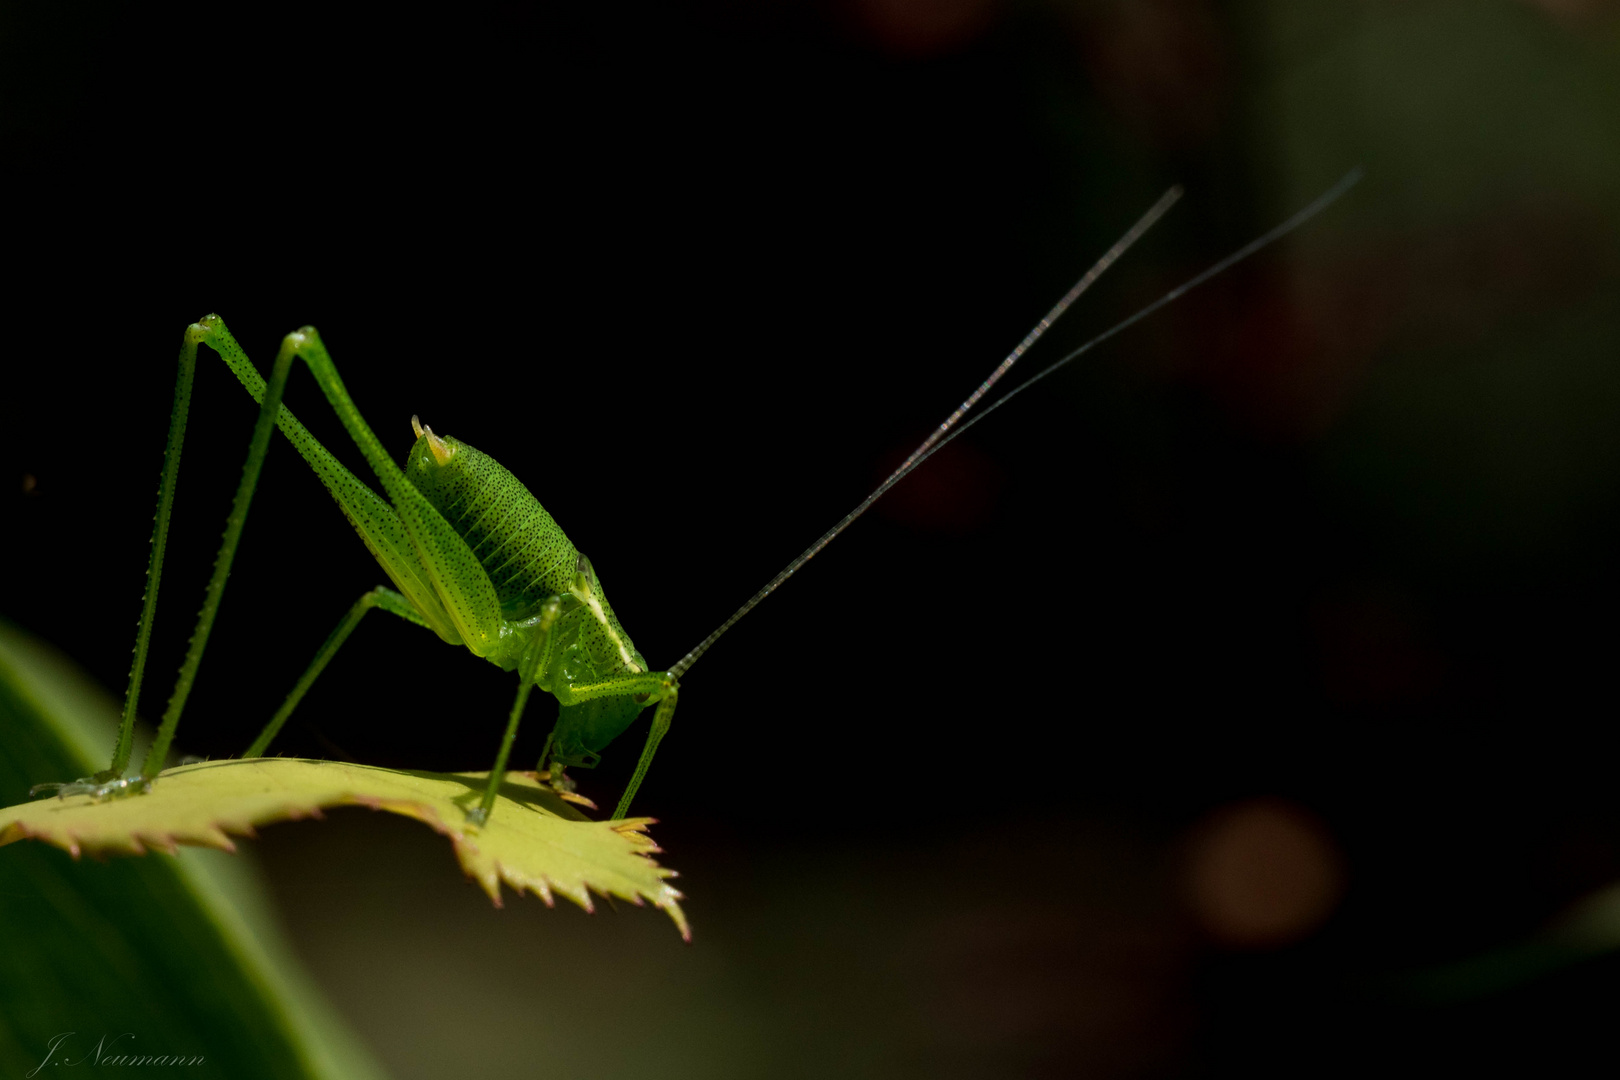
[5, 0, 1620, 1075]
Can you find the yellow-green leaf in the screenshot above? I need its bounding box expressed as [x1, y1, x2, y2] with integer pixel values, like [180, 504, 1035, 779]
[0, 759, 688, 940]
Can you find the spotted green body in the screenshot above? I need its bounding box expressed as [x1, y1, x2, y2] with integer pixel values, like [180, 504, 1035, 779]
[401, 431, 654, 767]
[404, 435, 580, 621]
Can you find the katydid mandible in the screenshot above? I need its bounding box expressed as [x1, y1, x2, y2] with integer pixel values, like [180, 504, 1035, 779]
[34, 170, 1360, 825]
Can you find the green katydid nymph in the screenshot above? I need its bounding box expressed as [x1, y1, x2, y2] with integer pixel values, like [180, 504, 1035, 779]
[31, 171, 1360, 827]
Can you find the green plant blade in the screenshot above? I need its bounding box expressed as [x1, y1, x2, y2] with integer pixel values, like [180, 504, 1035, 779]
[0, 622, 389, 1079]
[2, 759, 689, 940]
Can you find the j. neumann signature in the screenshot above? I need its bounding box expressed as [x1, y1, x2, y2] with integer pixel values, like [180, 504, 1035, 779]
[28, 1032, 205, 1075]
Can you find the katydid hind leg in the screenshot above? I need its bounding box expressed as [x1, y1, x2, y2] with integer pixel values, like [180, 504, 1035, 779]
[194, 316, 465, 647]
[56, 316, 465, 795]
[271, 326, 506, 655]
[94, 326, 199, 785]
[243, 586, 431, 759]
[132, 321, 296, 782]
[50, 318, 314, 793]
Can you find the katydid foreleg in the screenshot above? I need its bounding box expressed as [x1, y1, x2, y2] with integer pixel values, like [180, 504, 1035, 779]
[615, 691, 679, 820]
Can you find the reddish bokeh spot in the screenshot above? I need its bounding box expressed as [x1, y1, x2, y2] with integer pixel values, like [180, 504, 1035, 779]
[873, 438, 1002, 533]
[1518, 0, 1620, 30]
[1071, 0, 1231, 151]
[1184, 799, 1346, 949]
[1311, 586, 1445, 707]
[840, 0, 1002, 56]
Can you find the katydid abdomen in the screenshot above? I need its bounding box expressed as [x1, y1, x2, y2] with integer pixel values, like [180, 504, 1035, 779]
[400, 424, 654, 770]
[402, 425, 581, 619]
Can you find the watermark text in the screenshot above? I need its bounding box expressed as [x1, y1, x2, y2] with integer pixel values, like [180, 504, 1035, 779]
[28, 1032, 205, 1075]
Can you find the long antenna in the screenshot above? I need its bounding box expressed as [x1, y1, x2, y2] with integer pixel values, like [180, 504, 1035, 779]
[668, 168, 1362, 680]
[665, 188, 1179, 680]
[871, 167, 1366, 494]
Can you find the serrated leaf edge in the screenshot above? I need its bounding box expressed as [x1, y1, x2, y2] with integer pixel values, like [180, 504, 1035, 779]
[2, 777, 689, 940]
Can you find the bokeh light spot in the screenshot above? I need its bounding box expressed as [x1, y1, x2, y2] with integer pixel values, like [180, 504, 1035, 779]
[1184, 799, 1346, 949]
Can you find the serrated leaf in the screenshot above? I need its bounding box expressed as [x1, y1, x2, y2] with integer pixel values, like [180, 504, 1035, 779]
[0, 759, 689, 940]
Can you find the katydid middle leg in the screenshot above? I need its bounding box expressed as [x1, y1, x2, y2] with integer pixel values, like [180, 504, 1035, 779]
[243, 586, 430, 758]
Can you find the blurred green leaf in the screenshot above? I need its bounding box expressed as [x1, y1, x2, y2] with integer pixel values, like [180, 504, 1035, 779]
[0, 621, 389, 1078]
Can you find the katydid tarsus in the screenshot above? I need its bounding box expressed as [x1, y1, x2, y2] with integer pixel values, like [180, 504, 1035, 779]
[32, 170, 1360, 826]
